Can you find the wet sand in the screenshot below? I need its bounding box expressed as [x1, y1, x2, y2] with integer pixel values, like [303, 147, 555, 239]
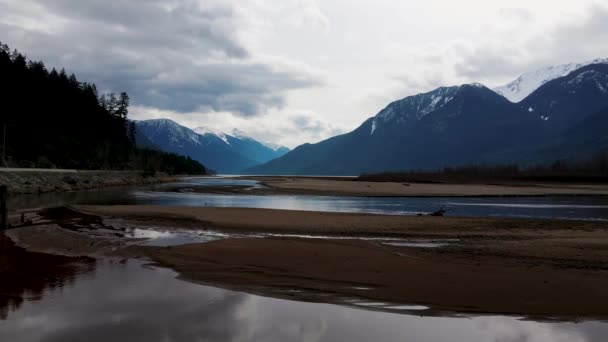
[76, 205, 607, 239]
[145, 238, 608, 318]
[241, 177, 608, 197]
[6, 205, 598, 319]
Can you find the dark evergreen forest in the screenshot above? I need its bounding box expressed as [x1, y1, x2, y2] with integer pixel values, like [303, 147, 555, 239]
[0, 42, 207, 175]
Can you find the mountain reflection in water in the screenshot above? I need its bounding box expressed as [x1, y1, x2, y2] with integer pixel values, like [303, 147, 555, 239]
[1, 240, 607, 342]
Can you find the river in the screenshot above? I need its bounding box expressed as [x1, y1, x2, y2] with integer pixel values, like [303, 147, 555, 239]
[8, 177, 608, 220]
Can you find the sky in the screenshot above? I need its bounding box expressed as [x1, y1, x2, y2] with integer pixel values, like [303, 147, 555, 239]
[1, 0, 608, 148]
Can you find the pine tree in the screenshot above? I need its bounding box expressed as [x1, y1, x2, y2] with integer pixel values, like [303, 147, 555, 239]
[107, 93, 119, 116]
[128, 121, 137, 146]
[118, 92, 130, 118]
[68, 73, 79, 88]
[99, 94, 108, 110]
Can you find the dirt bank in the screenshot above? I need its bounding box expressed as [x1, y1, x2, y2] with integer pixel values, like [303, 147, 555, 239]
[0, 169, 177, 195]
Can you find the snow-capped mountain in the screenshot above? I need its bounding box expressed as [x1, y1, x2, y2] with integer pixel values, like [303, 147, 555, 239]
[371, 83, 492, 133]
[230, 128, 252, 140]
[261, 141, 291, 154]
[493, 58, 608, 103]
[136, 119, 289, 173]
[520, 64, 608, 131]
[249, 83, 540, 175]
[193, 127, 230, 145]
[249, 63, 608, 175]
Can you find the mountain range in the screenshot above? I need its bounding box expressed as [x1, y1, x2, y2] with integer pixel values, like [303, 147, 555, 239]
[248, 62, 608, 175]
[135, 119, 289, 174]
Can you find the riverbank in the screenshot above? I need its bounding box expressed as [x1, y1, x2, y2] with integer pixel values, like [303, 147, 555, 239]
[0, 169, 179, 195]
[243, 176, 608, 197]
[6, 205, 608, 319]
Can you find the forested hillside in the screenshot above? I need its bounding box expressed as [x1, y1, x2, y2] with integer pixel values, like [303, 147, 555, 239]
[0, 42, 207, 175]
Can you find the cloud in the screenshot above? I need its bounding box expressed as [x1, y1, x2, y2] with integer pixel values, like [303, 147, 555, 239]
[386, 2, 608, 97]
[458, 3, 608, 84]
[0, 0, 321, 116]
[498, 8, 534, 23]
[130, 105, 345, 148]
[1, 0, 606, 147]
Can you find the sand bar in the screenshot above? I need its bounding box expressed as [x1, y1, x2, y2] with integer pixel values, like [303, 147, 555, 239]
[248, 177, 608, 197]
[40, 204, 606, 318]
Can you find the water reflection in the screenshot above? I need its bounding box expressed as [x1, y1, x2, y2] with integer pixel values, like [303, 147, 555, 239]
[0, 256, 606, 342]
[132, 190, 608, 220]
[0, 234, 95, 320]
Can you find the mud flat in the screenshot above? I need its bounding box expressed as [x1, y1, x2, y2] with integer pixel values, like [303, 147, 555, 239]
[4, 205, 607, 319]
[235, 176, 608, 197]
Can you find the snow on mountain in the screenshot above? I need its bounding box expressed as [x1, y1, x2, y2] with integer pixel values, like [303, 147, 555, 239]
[230, 128, 252, 140]
[137, 118, 203, 147]
[193, 127, 289, 152]
[260, 141, 288, 152]
[566, 70, 608, 93]
[193, 127, 230, 145]
[374, 83, 497, 128]
[493, 58, 608, 103]
[519, 64, 608, 130]
[138, 120, 291, 173]
[376, 85, 459, 123]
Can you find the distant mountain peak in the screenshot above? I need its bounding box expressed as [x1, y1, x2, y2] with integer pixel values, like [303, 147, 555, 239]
[493, 58, 608, 103]
[376, 86, 457, 123]
[193, 127, 230, 145]
[137, 120, 293, 173]
[141, 118, 180, 126]
[230, 128, 251, 139]
[261, 141, 289, 152]
[374, 82, 495, 126]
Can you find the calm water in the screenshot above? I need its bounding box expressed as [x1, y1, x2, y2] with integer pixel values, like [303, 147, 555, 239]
[11, 177, 608, 220]
[1, 256, 607, 342]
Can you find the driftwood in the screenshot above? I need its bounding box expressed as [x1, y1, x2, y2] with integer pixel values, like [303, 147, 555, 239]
[429, 206, 451, 217]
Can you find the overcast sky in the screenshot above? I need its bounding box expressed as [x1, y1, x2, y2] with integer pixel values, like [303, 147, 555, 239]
[1, 0, 608, 147]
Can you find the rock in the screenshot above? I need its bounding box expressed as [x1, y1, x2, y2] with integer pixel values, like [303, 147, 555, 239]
[0, 170, 168, 195]
[62, 175, 78, 186]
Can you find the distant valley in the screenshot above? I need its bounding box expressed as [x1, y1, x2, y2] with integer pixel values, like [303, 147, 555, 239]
[135, 119, 289, 174]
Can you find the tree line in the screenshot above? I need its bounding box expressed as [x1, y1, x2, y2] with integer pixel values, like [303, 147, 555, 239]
[0, 42, 207, 175]
[358, 152, 608, 184]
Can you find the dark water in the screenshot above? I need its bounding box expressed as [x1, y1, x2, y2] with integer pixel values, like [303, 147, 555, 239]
[132, 190, 608, 220]
[1, 251, 607, 342]
[12, 177, 608, 220]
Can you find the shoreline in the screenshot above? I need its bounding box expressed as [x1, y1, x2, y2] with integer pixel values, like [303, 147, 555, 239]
[0, 169, 190, 196]
[5, 205, 608, 320]
[216, 176, 608, 197]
